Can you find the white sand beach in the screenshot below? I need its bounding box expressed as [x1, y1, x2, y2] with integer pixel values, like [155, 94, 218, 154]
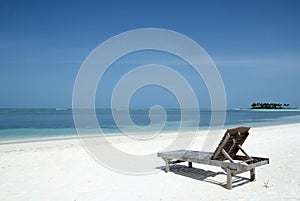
[0, 123, 299, 201]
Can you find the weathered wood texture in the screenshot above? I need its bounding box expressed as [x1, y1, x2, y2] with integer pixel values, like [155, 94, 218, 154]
[211, 126, 250, 161]
[158, 150, 269, 171]
[157, 126, 269, 190]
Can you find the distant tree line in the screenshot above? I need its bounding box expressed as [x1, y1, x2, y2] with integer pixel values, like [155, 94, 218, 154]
[250, 102, 291, 109]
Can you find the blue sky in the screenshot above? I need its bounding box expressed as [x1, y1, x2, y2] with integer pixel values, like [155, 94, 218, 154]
[0, 0, 299, 109]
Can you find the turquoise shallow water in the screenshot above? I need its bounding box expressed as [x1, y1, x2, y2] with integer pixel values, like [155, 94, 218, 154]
[0, 108, 300, 141]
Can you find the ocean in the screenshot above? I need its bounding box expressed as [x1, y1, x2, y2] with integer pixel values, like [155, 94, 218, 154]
[0, 108, 300, 141]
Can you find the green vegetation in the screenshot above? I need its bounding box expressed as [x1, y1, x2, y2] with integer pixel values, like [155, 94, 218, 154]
[250, 102, 292, 109]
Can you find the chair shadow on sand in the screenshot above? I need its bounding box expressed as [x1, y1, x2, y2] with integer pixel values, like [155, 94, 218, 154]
[157, 164, 251, 189]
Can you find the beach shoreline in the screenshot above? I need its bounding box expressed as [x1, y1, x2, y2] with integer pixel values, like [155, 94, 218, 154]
[0, 123, 299, 200]
[2, 120, 300, 145]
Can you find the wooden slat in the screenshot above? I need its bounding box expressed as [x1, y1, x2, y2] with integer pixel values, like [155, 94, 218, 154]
[227, 138, 236, 154]
[212, 133, 230, 160]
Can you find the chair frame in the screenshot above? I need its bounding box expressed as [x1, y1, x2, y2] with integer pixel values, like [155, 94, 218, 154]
[157, 127, 269, 190]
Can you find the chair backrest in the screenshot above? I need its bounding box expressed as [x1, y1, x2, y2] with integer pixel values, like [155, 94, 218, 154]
[211, 126, 250, 160]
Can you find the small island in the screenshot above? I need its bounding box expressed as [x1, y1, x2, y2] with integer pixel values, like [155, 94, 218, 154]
[249, 102, 297, 109]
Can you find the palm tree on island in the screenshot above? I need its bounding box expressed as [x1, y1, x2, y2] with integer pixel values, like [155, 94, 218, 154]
[250, 102, 293, 109]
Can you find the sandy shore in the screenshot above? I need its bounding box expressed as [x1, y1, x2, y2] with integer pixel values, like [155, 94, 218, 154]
[0, 124, 299, 200]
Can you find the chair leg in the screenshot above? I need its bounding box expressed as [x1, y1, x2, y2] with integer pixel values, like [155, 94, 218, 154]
[188, 162, 192, 168]
[226, 168, 233, 190]
[164, 159, 170, 172]
[250, 168, 255, 181]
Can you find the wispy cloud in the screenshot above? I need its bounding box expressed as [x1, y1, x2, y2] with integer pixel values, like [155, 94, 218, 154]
[214, 55, 300, 68]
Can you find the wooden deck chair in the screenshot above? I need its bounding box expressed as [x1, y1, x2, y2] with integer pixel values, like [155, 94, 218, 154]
[157, 126, 269, 190]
